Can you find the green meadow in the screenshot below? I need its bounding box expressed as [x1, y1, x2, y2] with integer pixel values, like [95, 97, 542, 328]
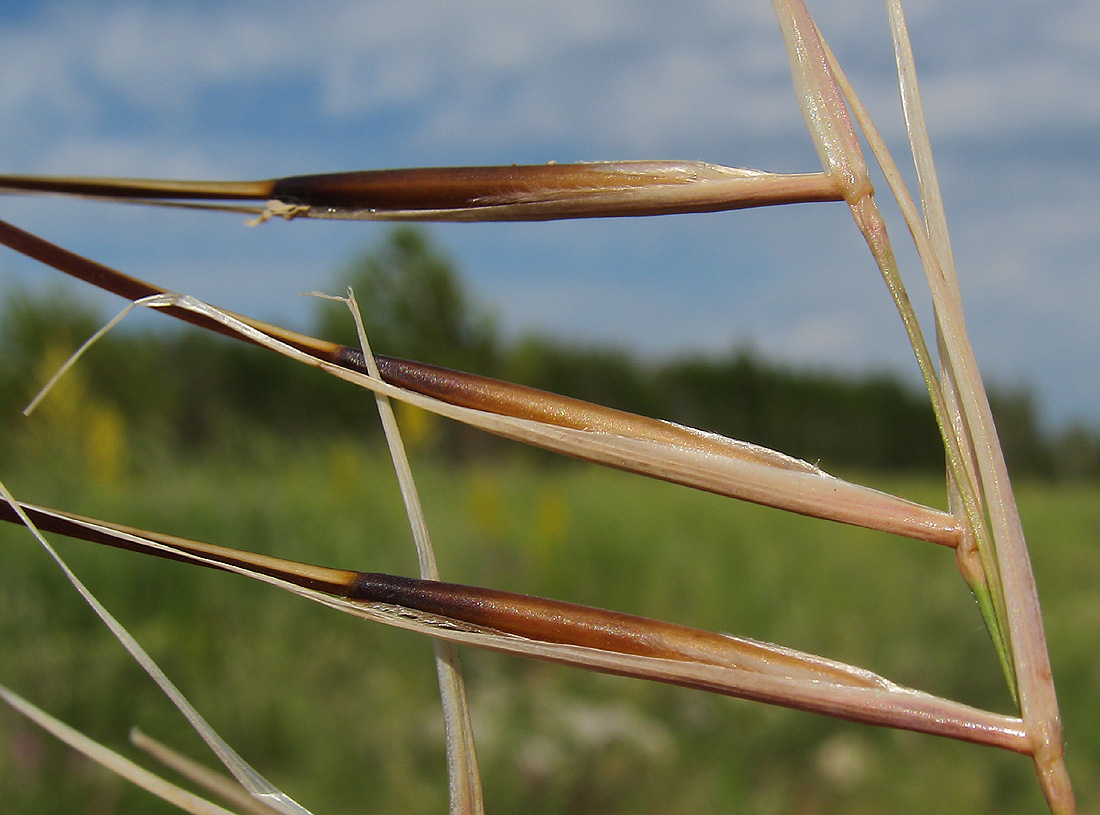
[1, 427, 1097, 815]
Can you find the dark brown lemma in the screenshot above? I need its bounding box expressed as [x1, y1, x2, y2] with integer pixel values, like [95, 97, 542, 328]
[269, 164, 688, 211]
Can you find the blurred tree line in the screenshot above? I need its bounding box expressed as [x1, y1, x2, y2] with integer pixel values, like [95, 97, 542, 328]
[2, 225, 1097, 479]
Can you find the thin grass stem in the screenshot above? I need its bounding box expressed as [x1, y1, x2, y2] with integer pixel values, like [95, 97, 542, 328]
[0, 686, 246, 815]
[129, 730, 287, 815]
[337, 288, 484, 815]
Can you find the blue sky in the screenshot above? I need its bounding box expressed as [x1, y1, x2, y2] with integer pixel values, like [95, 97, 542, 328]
[0, 0, 1097, 429]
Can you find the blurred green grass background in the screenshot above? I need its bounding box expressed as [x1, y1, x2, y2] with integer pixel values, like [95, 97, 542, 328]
[2, 426, 1097, 815]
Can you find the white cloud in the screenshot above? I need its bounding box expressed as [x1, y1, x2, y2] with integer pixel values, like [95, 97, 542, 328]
[0, 0, 795, 161]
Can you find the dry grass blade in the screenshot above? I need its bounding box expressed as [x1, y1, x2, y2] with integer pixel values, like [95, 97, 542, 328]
[0, 686, 246, 815]
[335, 288, 484, 815]
[883, 3, 1070, 806]
[129, 730, 289, 815]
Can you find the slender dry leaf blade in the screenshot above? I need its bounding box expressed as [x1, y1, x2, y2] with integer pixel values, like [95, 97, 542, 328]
[0, 686, 245, 815]
[130, 730, 287, 815]
[340, 288, 485, 815]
